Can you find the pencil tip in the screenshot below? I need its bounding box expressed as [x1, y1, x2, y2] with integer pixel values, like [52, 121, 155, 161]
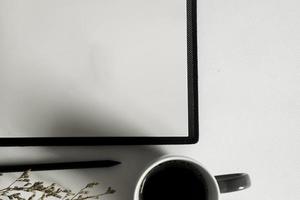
[109, 160, 121, 166]
[114, 161, 122, 165]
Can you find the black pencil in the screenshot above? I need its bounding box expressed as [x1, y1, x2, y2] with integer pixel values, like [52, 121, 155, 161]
[0, 160, 121, 173]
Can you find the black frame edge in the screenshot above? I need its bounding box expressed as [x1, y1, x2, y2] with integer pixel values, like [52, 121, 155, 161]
[0, 0, 198, 146]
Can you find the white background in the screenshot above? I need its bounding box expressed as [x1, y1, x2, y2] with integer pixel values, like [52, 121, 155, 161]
[0, 0, 299, 200]
[168, 0, 299, 199]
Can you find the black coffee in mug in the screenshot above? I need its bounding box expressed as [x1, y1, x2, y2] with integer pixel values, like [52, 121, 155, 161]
[139, 160, 208, 200]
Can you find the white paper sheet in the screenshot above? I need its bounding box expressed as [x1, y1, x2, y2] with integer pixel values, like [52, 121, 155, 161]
[0, 0, 188, 137]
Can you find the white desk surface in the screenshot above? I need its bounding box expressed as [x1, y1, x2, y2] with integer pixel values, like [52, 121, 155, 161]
[0, 0, 299, 200]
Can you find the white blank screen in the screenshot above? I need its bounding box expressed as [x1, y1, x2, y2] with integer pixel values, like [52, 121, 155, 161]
[0, 0, 188, 137]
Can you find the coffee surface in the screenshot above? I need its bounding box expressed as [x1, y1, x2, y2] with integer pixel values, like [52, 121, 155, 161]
[140, 161, 208, 200]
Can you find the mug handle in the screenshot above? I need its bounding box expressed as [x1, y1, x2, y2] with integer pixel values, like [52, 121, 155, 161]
[215, 173, 251, 193]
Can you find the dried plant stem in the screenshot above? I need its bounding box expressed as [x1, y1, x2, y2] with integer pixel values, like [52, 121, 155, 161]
[0, 170, 115, 200]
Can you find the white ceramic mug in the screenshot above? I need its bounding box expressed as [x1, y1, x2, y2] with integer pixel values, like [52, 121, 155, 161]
[134, 156, 251, 200]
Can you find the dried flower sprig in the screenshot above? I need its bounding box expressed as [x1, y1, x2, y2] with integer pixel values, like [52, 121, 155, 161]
[0, 170, 115, 200]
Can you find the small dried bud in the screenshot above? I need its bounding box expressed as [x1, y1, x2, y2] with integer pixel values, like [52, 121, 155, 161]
[85, 182, 98, 188]
[13, 186, 23, 190]
[20, 170, 30, 179]
[28, 193, 36, 200]
[12, 193, 21, 197]
[18, 178, 30, 182]
[54, 195, 62, 199]
[62, 189, 69, 193]
[106, 187, 116, 194]
[50, 183, 56, 187]
[40, 193, 46, 200]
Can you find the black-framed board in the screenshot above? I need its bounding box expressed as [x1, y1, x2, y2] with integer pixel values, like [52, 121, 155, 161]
[0, 0, 198, 146]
